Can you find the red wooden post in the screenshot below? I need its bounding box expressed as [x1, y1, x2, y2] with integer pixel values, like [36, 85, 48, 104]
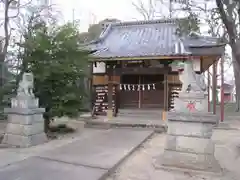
[220, 56, 224, 122]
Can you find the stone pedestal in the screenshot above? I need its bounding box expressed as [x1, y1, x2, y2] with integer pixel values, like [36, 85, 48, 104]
[173, 92, 208, 113]
[156, 92, 221, 173]
[2, 95, 47, 148]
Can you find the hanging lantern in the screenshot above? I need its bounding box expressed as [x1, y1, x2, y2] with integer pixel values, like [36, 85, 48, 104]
[128, 85, 131, 91]
[142, 84, 145, 91]
[120, 84, 122, 90]
[124, 84, 127, 90]
[138, 84, 140, 91]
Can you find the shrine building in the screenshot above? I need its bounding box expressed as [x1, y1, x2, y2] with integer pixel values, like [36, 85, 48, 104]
[87, 19, 225, 119]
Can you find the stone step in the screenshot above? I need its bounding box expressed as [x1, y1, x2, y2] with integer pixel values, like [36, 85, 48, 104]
[85, 121, 167, 133]
[118, 109, 162, 118]
[118, 113, 162, 119]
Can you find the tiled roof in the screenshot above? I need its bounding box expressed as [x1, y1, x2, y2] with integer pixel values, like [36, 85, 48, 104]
[88, 19, 224, 58]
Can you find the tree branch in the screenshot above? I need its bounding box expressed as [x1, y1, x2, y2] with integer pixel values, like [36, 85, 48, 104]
[215, 0, 236, 46]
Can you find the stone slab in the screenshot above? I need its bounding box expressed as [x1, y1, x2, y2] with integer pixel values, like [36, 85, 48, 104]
[5, 122, 44, 136]
[39, 129, 153, 169]
[4, 107, 45, 115]
[168, 112, 218, 124]
[7, 114, 44, 125]
[159, 150, 221, 172]
[2, 133, 47, 148]
[0, 157, 107, 180]
[178, 92, 206, 99]
[165, 135, 215, 154]
[167, 120, 214, 138]
[0, 151, 29, 169]
[11, 96, 39, 109]
[173, 98, 208, 113]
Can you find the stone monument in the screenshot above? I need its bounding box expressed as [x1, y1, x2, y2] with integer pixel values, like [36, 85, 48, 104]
[2, 72, 47, 148]
[155, 60, 221, 173]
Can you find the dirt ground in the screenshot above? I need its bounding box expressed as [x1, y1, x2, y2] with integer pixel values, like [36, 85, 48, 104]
[106, 128, 240, 180]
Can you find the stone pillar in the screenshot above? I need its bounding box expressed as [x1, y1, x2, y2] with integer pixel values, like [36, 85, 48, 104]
[156, 91, 221, 173]
[2, 95, 47, 148]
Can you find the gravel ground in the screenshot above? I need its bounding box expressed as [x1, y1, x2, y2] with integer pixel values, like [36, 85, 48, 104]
[106, 129, 240, 180]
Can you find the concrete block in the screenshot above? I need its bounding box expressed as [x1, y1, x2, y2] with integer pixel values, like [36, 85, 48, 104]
[161, 150, 221, 172]
[2, 133, 47, 148]
[4, 107, 45, 115]
[167, 121, 213, 138]
[11, 96, 39, 109]
[178, 92, 205, 99]
[5, 122, 44, 136]
[8, 114, 44, 125]
[0, 157, 107, 180]
[165, 135, 214, 154]
[168, 112, 218, 124]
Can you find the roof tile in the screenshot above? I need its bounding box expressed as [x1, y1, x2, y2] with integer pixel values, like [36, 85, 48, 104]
[89, 19, 224, 58]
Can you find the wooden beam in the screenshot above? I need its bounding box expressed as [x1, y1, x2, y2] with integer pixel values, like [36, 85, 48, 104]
[90, 55, 189, 61]
[89, 55, 221, 62]
[114, 67, 170, 75]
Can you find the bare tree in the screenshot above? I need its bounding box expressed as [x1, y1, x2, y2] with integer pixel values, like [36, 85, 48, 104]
[131, 0, 168, 20]
[212, 0, 240, 110]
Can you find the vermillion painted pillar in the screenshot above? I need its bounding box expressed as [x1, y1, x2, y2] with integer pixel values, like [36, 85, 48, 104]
[107, 63, 113, 120]
[208, 68, 211, 112]
[212, 61, 217, 114]
[220, 56, 224, 122]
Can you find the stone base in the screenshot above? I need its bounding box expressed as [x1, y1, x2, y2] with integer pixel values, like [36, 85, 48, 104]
[155, 150, 221, 173]
[3, 102, 47, 148]
[5, 122, 44, 136]
[2, 133, 47, 148]
[165, 135, 215, 154]
[173, 92, 208, 113]
[162, 110, 221, 173]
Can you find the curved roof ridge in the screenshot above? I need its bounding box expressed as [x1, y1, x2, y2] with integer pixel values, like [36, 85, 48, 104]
[112, 18, 183, 27]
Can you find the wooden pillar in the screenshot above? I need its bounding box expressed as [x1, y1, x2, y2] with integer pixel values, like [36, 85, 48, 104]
[90, 62, 94, 111]
[107, 63, 113, 120]
[207, 68, 211, 112]
[163, 72, 168, 121]
[220, 56, 224, 122]
[138, 75, 141, 109]
[212, 61, 217, 114]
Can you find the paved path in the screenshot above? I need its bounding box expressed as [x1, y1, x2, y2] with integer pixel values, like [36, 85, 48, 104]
[0, 128, 153, 180]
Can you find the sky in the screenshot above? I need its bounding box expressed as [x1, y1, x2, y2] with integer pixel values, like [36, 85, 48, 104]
[56, 0, 141, 32]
